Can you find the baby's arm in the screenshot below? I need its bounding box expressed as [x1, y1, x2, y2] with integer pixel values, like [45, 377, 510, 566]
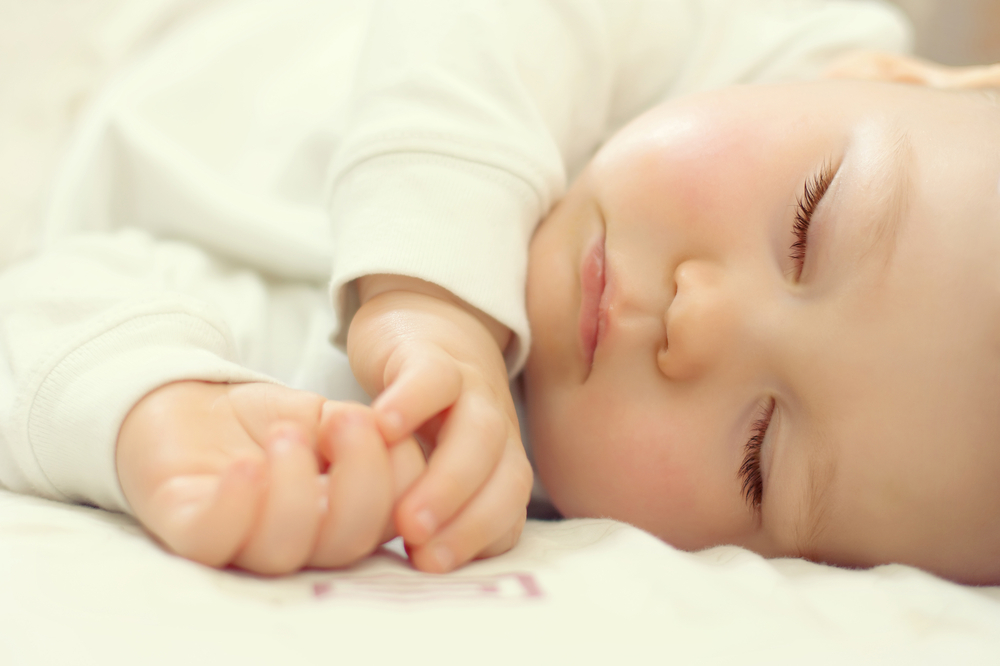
[118, 272, 534, 575]
[0, 231, 429, 574]
[116, 381, 425, 574]
[348, 275, 533, 573]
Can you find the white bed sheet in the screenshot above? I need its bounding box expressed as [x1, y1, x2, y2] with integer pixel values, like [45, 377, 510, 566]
[3, 489, 1000, 665]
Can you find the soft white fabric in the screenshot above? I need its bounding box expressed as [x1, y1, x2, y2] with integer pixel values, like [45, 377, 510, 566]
[0, 230, 369, 512]
[3, 489, 1000, 664]
[0, 0, 908, 511]
[0, 0, 229, 269]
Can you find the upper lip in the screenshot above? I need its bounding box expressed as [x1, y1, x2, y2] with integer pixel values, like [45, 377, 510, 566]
[579, 233, 607, 373]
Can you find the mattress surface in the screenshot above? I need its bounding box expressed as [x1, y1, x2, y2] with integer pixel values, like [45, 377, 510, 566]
[3, 489, 1000, 665]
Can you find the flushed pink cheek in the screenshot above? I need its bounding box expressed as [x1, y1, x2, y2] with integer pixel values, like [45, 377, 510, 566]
[560, 401, 700, 528]
[613, 112, 769, 244]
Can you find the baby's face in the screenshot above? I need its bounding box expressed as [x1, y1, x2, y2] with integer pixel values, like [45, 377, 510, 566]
[524, 79, 1000, 583]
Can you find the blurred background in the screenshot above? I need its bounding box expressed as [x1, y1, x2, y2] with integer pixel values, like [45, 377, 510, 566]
[889, 0, 1000, 64]
[0, 0, 998, 266]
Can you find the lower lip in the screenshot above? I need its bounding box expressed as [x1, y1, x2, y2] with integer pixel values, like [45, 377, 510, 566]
[579, 233, 606, 370]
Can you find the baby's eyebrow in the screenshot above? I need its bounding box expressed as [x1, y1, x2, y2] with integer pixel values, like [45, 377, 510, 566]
[858, 125, 913, 271]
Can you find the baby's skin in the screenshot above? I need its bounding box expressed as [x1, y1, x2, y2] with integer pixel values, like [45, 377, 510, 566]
[117, 274, 532, 575]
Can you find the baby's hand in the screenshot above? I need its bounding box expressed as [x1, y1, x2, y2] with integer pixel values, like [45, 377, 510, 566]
[116, 381, 425, 574]
[348, 276, 533, 573]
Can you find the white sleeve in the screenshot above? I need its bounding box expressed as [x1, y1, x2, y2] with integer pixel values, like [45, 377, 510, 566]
[0, 231, 287, 513]
[327, 0, 909, 374]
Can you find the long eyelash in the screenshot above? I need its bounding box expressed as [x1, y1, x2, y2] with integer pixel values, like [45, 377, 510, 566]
[739, 398, 775, 514]
[790, 163, 835, 277]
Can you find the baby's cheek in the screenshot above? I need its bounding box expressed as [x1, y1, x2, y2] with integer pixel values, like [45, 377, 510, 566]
[542, 397, 686, 524]
[602, 416, 699, 513]
[563, 400, 755, 550]
[616, 118, 763, 230]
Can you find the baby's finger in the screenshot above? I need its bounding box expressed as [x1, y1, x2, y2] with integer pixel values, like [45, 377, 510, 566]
[372, 346, 462, 443]
[309, 405, 393, 568]
[407, 443, 532, 572]
[233, 425, 323, 575]
[152, 458, 265, 568]
[390, 436, 426, 502]
[394, 392, 506, 547]
[379, 436, 427, 543]
[476, 521, 525, 560]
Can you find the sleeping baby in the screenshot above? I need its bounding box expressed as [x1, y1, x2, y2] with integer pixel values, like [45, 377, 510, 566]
[2, 0, 998, 584]
[524, 55, 1000, 585]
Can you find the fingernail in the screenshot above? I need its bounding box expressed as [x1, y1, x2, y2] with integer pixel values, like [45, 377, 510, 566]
[335, 411, 368, 437]
[269, 437, 296, 455]
[381, 410, 403, 435]
[269, 426, 303, 453]
[432, 544, 454, 571]
[415, 509, 436, 537]
[230, 459, 260, 481]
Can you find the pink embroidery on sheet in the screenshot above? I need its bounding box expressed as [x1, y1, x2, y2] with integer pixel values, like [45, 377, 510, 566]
[311, 572, 543, 603]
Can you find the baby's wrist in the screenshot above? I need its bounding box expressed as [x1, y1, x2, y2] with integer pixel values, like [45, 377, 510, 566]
[355, 274, 511, 352]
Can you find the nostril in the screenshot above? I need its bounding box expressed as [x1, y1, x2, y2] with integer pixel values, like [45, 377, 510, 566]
[663, 271, 678, 351]
[656, 344, 670, 377]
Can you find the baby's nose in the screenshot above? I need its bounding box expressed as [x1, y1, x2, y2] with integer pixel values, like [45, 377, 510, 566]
[656, 259, 741, 381]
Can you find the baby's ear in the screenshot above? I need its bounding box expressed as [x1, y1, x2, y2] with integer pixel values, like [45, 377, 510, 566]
[822, 50, 1000, 89]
